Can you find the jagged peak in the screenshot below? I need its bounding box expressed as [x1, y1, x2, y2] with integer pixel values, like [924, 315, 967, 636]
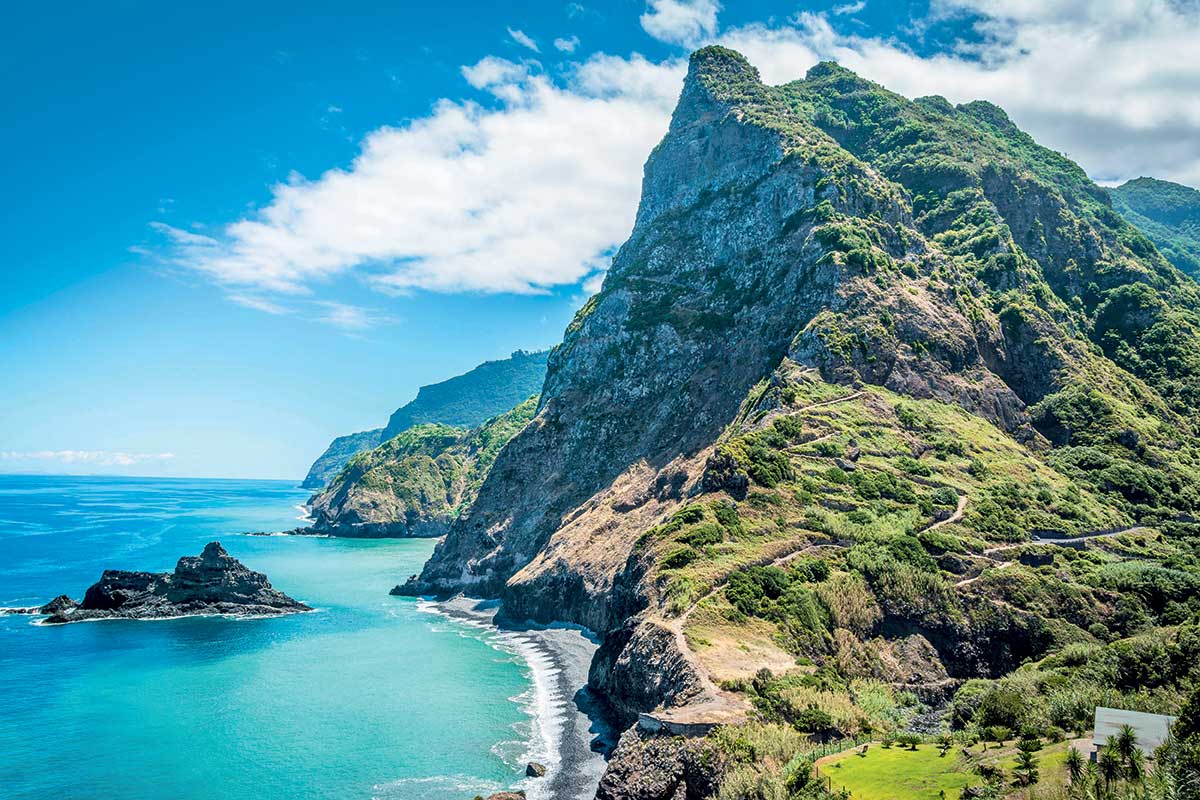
[685, 45, 762, 99]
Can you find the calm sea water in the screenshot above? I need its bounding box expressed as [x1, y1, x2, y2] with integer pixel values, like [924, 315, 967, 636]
[0, 474, 542, 800]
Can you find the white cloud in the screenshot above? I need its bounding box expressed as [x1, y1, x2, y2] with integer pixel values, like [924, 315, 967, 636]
[228, 294, 289, 314]
[832, 1, 866, 14]
[554, 35, 581, 53]
[158, 53, 680, 298]
[0, 451, 176, 467]
[640, 0, 721, 46]
[312, 301, 394, 331]
[507, 27, 540, 53]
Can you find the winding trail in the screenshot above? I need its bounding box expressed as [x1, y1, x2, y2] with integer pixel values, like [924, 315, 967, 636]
[922, 493, 968, 534]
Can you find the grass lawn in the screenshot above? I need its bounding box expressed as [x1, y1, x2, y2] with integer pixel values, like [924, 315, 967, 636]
[816, 741, 1073, 800]
[819, 745, 980, 800]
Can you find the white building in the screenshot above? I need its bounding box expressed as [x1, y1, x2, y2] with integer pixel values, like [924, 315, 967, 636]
[1093, 707, 1178, 756]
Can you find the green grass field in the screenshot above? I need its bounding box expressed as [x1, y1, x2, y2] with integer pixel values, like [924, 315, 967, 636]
[819, 745, 979, 800]
[817, 742, 1071, 800]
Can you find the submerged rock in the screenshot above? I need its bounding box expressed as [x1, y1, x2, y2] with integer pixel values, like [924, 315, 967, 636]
[32, 542, 310, 624]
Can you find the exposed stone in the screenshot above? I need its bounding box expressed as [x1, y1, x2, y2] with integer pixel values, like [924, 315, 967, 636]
[524, 762, 546, 778]
[35, 542, 310, 624]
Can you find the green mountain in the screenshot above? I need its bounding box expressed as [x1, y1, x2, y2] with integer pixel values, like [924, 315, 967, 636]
[381, 349, 548, 439]
[299, 349, 548, 489]
[398, 49, 1200, 798]
[1110, 176, 1200, 279]
[306, 397, 537, 537]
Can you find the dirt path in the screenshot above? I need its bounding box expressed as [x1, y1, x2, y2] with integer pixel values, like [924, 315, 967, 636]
[982, 526, 1146, 556]
[922, 493, 968, 534]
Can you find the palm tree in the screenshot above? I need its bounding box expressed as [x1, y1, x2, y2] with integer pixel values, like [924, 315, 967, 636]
[1101, 742, 1125, 796]
[1067, 746, 1086, 786]
[1082, 761, 1103, 800]
[1117, 725, 1141, 766]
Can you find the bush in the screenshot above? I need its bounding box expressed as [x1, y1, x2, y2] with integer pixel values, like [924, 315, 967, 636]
[680, 523, 725, 547]
[661, 546, 699, 570]
[932, 487, 959, 507]
[977, 688, 1025, 730]
[712, 501, 743, 534]
[896, 456, 932, 476]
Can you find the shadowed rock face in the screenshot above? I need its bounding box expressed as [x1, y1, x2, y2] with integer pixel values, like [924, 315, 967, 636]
[37, 542, 310, 624]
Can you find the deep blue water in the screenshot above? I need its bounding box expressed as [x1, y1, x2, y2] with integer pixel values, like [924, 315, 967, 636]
[0, 474, 541, 800]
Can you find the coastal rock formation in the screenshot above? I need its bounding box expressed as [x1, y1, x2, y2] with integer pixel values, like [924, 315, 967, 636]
[300, 350, 548, 490]
[309, 398, 538, 538]
[596, 729, 724, 800]
[31, 542, 310, 624]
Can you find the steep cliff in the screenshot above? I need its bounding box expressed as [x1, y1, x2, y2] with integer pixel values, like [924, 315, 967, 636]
[382, 349, 549, 439]
[299, 350, 548, 490]
[307, 397, 537, 537]
[300, 428, 383, 490]
[397, 47, 1200, 795]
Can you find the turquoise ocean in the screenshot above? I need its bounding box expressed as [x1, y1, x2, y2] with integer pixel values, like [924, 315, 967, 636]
[0, 474, 552, 800]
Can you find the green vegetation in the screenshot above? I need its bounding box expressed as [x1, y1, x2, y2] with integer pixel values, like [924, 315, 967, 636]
[627, 49, 1200, 800]
[308, 396, 538, 531]
[1110, 177, 1200, 279]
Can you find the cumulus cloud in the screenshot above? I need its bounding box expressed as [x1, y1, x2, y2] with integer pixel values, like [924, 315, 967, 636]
[158, 53, 681, 298]
[0, 451, 176, 467]
[554, 35, 581, 53]
[640, 0, 721, 46]
[156, 0, 1200, 316]
[507, 27, 540, 52]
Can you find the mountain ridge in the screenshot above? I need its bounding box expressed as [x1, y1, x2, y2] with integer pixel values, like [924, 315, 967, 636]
[298, 349, 549, 489]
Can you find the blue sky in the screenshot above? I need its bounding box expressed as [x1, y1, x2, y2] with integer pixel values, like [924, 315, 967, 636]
[2, 0, 1198, 479]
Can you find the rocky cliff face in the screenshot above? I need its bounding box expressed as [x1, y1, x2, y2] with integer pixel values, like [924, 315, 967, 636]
[399, 46, 1200, 794]
[299, 350, 548, 491]
[33, 542, 310, 624]
[307, 398, 538, 537]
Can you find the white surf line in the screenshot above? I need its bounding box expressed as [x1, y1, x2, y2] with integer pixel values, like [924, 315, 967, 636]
[413, 599, 570, 800]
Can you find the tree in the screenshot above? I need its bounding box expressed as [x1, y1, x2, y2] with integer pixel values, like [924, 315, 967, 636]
[1127, 748, 1146, 789]
[1067, 746, 1086, 786]
[1100, 742, 1126, 795]
[1016, 741, 1041, 786]
[1117, 724, 1141, 766]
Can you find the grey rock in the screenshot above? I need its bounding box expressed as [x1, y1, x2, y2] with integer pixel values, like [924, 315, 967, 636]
[40, 542, 310, 624]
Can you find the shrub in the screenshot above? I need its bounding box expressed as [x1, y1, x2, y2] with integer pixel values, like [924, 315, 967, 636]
[661, 546, 699, 570]
[977, 688, 1025, 730]
[932, 486, 959, 506]
[896, 456, 932, 476]
[712, 501, 743, 534]
[680, 523, 725, 547]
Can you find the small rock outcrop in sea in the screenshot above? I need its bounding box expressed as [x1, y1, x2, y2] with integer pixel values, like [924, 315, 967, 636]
[23, 542, 310, 624]
[524, 762, 546, 778]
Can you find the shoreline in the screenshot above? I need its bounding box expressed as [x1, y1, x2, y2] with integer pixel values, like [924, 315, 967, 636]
[418, 596, 613, 800]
